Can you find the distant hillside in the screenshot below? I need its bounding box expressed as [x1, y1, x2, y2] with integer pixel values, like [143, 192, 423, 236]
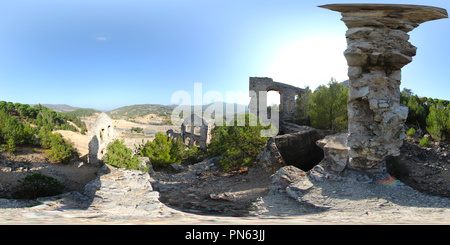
[30, 104, 81, 112]
[107, 104, 175, 118]
[107, 102, 248, 119]
[64, 108, 102, 117]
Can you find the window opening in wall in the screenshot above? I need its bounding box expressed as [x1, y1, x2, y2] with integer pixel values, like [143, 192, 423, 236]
[267, 90, 280, 119]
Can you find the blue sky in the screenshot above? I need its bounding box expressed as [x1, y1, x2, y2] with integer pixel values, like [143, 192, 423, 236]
[0, 0, 449, 111]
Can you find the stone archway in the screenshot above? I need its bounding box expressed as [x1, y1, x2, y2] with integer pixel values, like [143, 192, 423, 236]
[249, 77, 305, 123]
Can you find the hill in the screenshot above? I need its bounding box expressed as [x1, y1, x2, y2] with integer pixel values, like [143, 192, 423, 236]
[107, 104, 175, 119]
[107, 102, 248, 120]
[30, 104, 80, 112]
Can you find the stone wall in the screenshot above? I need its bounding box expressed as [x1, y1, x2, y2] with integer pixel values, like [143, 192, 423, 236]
[249, 77, 305, 123]
[88, 113, 118, 165]
[257, 123, 324, 173]
[167, 114, 211, 149]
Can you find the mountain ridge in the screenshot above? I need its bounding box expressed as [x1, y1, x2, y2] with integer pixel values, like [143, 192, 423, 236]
[39, 102, 249, 119]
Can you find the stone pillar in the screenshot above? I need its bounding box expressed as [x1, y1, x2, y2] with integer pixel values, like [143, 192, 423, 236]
[319, 4, 447, 171]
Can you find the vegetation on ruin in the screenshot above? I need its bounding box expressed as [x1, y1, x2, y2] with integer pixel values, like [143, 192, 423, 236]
[208, 113, 271, 171]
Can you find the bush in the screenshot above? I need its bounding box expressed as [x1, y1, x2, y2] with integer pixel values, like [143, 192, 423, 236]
[103, 139, 143, 170]
[425, 105, 449, 142]
[13, 172, 64, 199]
[208, 114, 270, 171]
[1, 138, 16, 153]
[131, 127, 144, 133]
[419, 137, 430, 147]
[140, 132, 178, 167]
[45, 133, 75, 163]
[406, 127, 416, 137]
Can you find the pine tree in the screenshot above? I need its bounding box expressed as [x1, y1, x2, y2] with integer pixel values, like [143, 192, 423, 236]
[104, 139, 142, 170]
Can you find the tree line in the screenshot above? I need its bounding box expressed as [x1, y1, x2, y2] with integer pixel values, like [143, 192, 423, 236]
[294, 80, 450, 143]
[296, 78, 349, 132]
[400, 88, 450, 142]
[0, 101, 81, 162]
[0, 101, 87, 134]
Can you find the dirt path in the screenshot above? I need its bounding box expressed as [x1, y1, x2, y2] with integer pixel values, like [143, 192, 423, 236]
[55, 130, 90, 157]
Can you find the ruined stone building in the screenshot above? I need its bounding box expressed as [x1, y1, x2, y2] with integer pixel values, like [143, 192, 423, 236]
[167, 114, 211, 149]
[88, 113, 118, 165]
[249, 77, 305, 124]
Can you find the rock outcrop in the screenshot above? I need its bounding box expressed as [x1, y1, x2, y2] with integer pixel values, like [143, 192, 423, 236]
[84, 164, 165, 216]
[319, 4, 448, 171]
[316, 133, 349, 173]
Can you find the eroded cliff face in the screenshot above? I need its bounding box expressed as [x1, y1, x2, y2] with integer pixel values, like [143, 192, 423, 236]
[320, 4, 448, 171]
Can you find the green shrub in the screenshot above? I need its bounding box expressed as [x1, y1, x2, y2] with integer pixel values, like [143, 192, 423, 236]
[140, 132, 207, 167]
[104, 139, 143, 170]
[419, 137, 430, 147]
[426, 105, 449, 142]
[1, 138, 16, 153]
[140, 132, 178, 167]
[45, 133, 75, 163]
[208, 114, 270, 171]
[13, 172, 64, 199]
[406, 127, 416, 137]
[131, 127, 144, 133]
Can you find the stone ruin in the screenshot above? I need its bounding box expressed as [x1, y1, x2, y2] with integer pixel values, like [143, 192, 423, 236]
[316, 4, 448, 173]
[88, 113, 118, 165]
[167, 114, 211, 149]
[249, 77, 305, 124]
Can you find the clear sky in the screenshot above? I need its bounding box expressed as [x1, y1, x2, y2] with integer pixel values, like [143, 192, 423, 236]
[1, 0, 449, 111]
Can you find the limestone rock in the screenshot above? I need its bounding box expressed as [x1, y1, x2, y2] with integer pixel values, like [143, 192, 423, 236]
[84, 164, 163, 213]
[319, 3, 448, 172]
[270, 165, 306, 190]
[316, 133, 349, 172]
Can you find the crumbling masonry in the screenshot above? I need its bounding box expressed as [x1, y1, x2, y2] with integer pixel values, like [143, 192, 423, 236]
[166, 114, 211, 149]
[249, 77, 305, 123]
[88, 113, 118, 165]
[320, 4, 448, 172]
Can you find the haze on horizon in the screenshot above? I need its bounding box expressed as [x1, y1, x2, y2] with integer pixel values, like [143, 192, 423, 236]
[1, 0, 450, 111]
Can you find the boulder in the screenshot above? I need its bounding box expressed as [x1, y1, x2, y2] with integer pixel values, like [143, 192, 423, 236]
[316, 133, 349, 172]
[270, 165, 306, 191]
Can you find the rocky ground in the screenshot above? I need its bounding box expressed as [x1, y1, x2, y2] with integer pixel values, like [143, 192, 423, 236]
[388, 136, 450, 198]
[1, 135, 450, 224]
